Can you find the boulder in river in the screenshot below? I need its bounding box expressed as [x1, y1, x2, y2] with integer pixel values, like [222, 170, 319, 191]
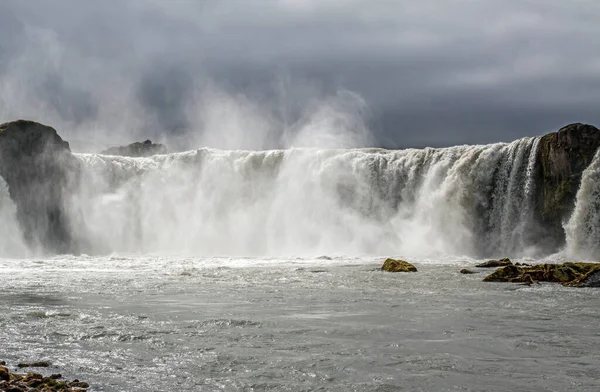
[483, 262, 600, 287]
[381, 258, 417, 272]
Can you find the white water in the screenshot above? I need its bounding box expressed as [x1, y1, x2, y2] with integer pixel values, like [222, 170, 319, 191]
[0, 176, 28, 257]
[62, 137, 542, 258]
[565, 149, 600, 259]
[2, 255, 600, 391]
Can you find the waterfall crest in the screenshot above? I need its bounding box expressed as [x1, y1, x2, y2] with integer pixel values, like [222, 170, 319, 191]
[64, 137, 541, 257]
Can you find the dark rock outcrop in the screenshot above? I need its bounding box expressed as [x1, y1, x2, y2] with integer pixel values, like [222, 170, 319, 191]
[0, 120, 80, 254]
[0, 362, 89, 391]
[535, 123, 600, 250]
[381, 258, 417, 272]
[483, 262, 600, 287]
[475, 258, 512, 268]
[100, 140, 167, 157]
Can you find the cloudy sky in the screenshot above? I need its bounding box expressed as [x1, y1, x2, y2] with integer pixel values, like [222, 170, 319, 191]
[1, 0, 599, 150]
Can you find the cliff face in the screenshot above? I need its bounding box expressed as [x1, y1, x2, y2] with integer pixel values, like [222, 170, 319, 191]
[0, 120, 80, 254]
[535, 123, 600, 251]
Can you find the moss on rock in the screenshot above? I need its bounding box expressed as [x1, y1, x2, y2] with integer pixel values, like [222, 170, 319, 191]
[381, 258, 417, 272]
[483, 262, 600, 287]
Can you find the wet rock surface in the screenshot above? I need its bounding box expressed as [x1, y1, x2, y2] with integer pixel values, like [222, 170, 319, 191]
[381, 258, 417, 272]
[475, 258, 513, 268]
[0, 120, 81, 254]
[0, 362, 89, 391]
[483, 262, 600, 287]
[535, 123, 600, 251]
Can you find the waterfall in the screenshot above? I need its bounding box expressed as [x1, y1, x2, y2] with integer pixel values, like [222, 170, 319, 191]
[62, 137, 541, 257]
[565, 149, 600, 260]
[0, 176, 29, 258]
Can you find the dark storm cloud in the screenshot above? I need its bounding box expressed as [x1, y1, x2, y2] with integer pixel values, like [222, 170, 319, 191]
[1, 0, 599, 150]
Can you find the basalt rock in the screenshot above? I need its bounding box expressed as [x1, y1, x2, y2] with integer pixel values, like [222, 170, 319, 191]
[381, 258, 417, 272]
[483, 262, 600, 287]
[0, 120, 80, 254]
[0, 362, 89, 391]
[100, 139, 167, 157]
[535, 123, 600, 251]
[475, 258, 512, 268]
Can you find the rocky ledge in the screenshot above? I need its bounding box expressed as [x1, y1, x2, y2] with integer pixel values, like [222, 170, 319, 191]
[483, 262, 600, 287]
[0, 361, 89, 391]
[100, 139, 167, 157]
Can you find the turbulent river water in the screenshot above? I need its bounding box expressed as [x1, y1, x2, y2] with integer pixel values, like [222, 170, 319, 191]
[1, 256, 600, 391]
[2, 139, 600, 390]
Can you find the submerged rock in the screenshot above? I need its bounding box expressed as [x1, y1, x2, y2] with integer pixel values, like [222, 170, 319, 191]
[17, 362, 51, 368]
[100, 140, 167, 157]
[381, 258, 417, 272]
[475, 258, 512, 268]
[483, 262, 600, 287]
[460, 269, 477, 274]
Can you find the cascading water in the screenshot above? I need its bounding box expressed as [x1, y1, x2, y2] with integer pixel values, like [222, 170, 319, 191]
[61, 136, 541, 257]
[0, 175, 29, 257]
[565, 149, 600, 260]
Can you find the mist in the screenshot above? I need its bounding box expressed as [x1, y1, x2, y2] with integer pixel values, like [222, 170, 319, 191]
[1, 0, 600, 151]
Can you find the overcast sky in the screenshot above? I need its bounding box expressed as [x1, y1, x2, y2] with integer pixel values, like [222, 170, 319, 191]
[1, 0, 599, 150]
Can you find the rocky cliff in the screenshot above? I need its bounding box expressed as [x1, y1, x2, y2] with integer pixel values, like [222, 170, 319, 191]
[0, 120, 80, 254]
[534, 123, 600, 251]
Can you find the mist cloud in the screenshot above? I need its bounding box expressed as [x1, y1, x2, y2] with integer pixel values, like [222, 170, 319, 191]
[1, 0, 599, 151]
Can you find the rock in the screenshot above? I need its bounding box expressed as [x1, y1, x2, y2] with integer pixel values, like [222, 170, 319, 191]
[535, 123, 600, 251]
[100, 140, 167, 157]
[460, 269, 477, 274]
[0, 362, 89, 391]
[17, 362, 51, 368]
[475, 258, 513, 268]
[69, 381, 90, 388]
[0, 366, 9, 381]
[483, 262, 600, 287]
[0, 120, 80, 254]
[381, 258, 417, 272]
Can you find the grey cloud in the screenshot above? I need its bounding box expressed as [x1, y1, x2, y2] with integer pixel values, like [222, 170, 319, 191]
[1, 0, 599, 150]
